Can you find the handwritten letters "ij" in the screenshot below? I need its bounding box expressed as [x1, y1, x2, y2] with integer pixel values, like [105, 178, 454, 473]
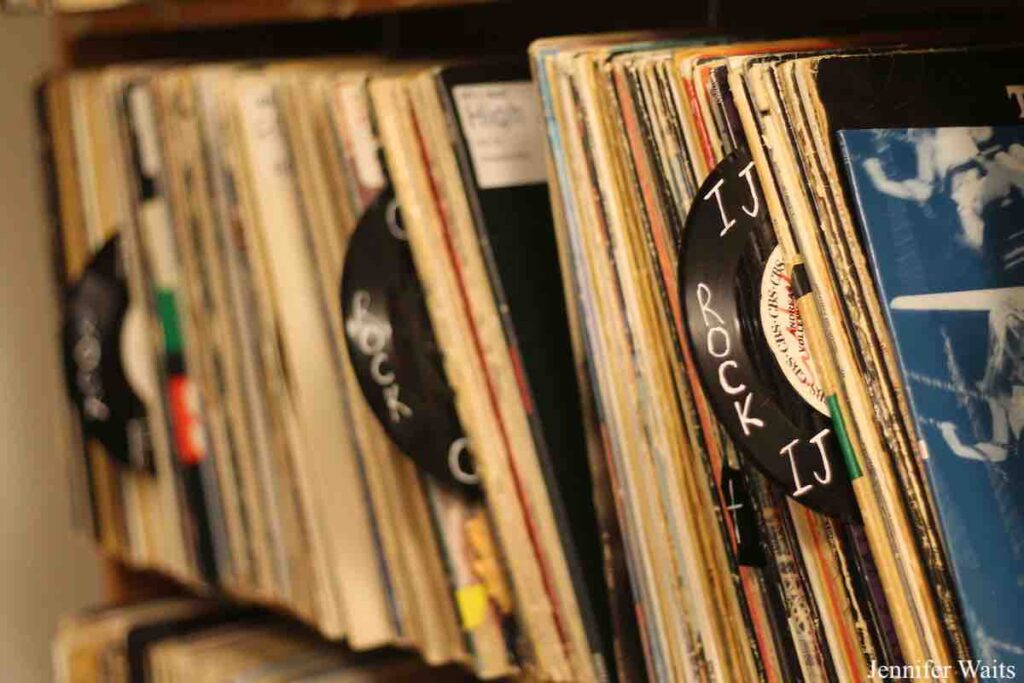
[694, 161, 831, 499]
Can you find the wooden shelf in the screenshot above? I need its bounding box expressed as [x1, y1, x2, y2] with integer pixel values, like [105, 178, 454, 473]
[101, 554, 189, 605]
[56, 0, 487, 39]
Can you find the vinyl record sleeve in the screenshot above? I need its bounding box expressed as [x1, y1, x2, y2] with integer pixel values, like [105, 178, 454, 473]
[323, 69, 516, 677]
[748, 49, 958, 672]
[152, 71, 258, 596]
[699, 57, 853, 682]
[122, 78, 223, 585]
[536, 36, 771, 682]
[570, 46, 726, 682]
[749, 44, 1024, 669]
[435, 60, 614, 682]
[727, 49, 933, 681]
[811, 46, 1024, 669]
[372, 71, 577, 679]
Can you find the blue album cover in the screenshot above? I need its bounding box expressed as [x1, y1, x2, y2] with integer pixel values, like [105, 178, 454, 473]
[840, 125, 1024, 667]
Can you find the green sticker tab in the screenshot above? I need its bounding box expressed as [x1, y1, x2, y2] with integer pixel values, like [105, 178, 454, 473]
[155, 289, 183, 354]
[827, 394, 861, 480]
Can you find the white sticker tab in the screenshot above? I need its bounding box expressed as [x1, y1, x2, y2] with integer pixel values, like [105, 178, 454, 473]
[452, 81, 546, 189]
[759, 246, 829, 416]
[335, 82, 386, 191]
[127, 86, 161, 178]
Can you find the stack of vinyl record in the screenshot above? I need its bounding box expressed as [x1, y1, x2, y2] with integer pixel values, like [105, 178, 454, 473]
[52, 597, 467, 681]
[41, 32, 1024, 683]
[532, 34, 1024, 682]
[41, 59, 611, 682]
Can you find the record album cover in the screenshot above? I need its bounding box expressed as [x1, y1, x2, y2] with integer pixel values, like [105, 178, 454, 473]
[841, 123, 1024, 667]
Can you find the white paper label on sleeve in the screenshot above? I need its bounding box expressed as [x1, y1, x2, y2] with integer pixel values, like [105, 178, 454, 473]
[452, 81, 546, 190]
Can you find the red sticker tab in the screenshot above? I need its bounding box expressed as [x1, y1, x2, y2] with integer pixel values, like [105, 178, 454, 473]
[168, 375, 204, 465]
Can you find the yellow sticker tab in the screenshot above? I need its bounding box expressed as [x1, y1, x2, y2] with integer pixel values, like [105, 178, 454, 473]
[455, 583, 489, 631]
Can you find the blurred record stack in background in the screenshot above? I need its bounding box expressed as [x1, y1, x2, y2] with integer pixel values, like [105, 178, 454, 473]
[42, 57, 614, 682]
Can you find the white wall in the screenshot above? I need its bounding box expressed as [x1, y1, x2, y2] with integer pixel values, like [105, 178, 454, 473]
[0, 15, 102, 682]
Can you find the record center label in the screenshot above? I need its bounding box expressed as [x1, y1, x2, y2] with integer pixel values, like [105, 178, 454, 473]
[680, 149, 856, 519]
[760, 247, 829, 416]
